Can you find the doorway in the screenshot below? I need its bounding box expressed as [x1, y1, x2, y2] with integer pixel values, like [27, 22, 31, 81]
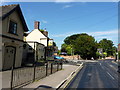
[3, 46, 16, 70]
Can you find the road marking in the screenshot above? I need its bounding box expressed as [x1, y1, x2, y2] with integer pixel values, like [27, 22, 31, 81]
[56, 63, 83, 89]
[88, 73, 92, 76]
[109, 65, 117, 70]
[100, 63, 101, 66]
[107, 72, 115, 80]
[110, 65, 113, 67]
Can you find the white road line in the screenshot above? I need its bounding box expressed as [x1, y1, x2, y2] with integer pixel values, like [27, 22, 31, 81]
[107, 72, 115, 80]
[100, 63, 105, 70]
[109, 65, 117, 70]
[110, 65, 113, 67]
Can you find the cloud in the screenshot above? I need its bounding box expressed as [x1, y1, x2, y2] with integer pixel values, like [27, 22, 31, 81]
[62, 5, 72, 9]
[42, 20, 48, 24]
[51, 29, 118, 38]
[0, 0, 7, 5]
[89, 30, 118, 37]
[0, 0, 13, 6]
[51, 29, 118, 48]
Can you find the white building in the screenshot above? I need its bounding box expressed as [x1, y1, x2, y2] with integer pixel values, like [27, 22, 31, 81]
[25, 21, 55, 61]
[26, 21, 49, 47]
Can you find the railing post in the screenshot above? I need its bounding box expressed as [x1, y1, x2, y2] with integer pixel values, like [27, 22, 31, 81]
[51, 63, 53, 74]
[44, 47, 48, 64]
[11, 66, 14, 90]
[46, 63, 48, 76]
[33, 42, 37, 82]
[61, 62, 63, 70]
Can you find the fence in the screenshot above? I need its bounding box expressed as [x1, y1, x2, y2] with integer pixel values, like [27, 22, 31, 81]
[11, 62, 62, 89]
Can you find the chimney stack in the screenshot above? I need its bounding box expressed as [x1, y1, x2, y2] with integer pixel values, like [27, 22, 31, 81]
[34, 21, 40, 29]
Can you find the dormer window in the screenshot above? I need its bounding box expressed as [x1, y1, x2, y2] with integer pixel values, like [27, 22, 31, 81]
[9, 20, 17, 34]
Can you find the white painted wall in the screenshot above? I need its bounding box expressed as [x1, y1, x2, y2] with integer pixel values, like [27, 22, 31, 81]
[40, 39, 47, 47]
[26, 29, 48, 46]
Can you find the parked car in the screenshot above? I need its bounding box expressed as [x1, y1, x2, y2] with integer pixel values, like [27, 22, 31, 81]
[54, 55, 64, 60]
[53, 55, 64, 64]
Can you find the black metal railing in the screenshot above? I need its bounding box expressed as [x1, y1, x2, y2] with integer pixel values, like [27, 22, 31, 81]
[12, 67, 34, 88]
[11, 62, 62, 89]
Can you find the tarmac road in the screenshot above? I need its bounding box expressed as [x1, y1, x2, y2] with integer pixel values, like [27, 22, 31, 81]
[66, 60, 119, 89]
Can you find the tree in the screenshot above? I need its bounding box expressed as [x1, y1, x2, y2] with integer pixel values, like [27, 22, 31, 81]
[64, 34, 80, 45]
[61, 43, 72, 55]
[73, 33, 98, 59]
[103, 52, 107, 58]
[61, 43, 67, 52]
[62, 33, 98, 59]
[99, 39, 116, 56]
[119, 51, 120, 60]
[96, 52, 102, 59]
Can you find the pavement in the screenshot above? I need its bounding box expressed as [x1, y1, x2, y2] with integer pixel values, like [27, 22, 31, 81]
[67, 60, 119, 88]
[0, 61, 83, 89]
[0, 70, 12, 89]
[22, 64, 83, 89]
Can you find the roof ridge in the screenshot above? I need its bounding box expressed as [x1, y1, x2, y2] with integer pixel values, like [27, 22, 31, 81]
[1, 4, 28, 32]
[0, 4, 19, 7]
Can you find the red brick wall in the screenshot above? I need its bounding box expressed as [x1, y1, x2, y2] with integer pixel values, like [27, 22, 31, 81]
[118, 44, 120, 51]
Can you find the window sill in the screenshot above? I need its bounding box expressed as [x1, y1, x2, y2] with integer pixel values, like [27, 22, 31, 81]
[8, 32, 18, 36]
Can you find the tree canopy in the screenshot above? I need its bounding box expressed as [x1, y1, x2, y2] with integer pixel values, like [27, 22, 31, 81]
[61, 33, 117, 60]
[64, 34, 81, 45]
[98, 39, 116, 56]
[61, 33, 98, 59]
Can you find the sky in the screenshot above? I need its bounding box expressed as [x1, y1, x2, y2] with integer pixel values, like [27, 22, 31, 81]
[2, 2, 119, 49]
